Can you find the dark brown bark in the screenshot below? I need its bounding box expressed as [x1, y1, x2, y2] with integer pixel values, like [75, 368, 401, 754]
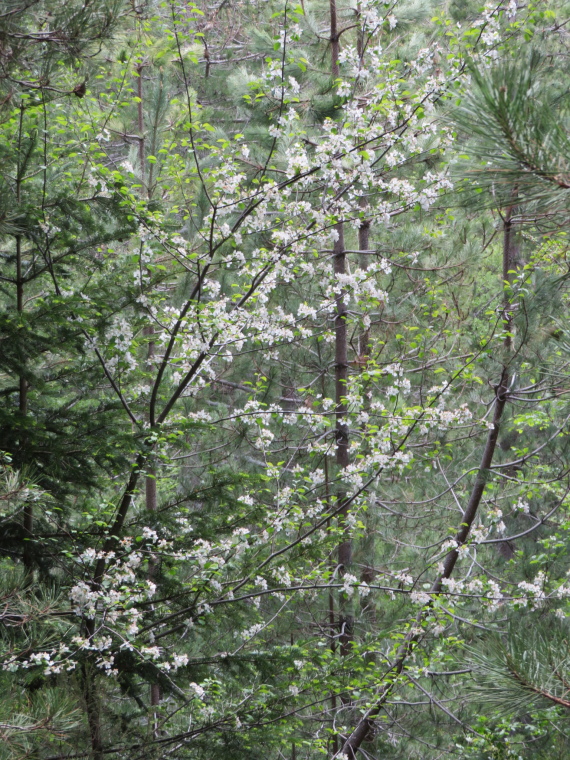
[93, 452, 147, 588]
[144, 326, 158, 522]
[334, 221, 352, 656]
[501, 203, 516, 354]
[496, 202, 519, 560]
[150, 682, 161, 710]
[356, 1, 364, 61]
[136, 60, 161, 712]
[358, 205, 371, 363]
[81, 663, 103, 760]
[432, 370, 509, 589]
[334, 222, 349, 474]
[16, 236, 26, 417]
[16, 104, 32, 570]
[358, 218, 370, 270]
[19, 249, 32, 568]
[330, 0, 340, 79]
[145, 468, 157, 512]
[329, 0, 353, 700]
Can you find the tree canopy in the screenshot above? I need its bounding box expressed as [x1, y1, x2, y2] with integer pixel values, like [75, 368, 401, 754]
[2, 1, 570, 759]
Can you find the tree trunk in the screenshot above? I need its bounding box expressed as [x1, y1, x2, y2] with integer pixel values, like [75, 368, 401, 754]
[329, 0, 340, 79]
[16, 104, 32, 571]
[334, 221, 352, 654]
[328, 0, 353, 709]
[136, 57, 162, 714]
[358, 203, 371, 363]
[81, 663, 103, 760]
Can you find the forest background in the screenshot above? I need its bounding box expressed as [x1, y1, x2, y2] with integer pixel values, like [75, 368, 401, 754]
[2, 0, 570, 758]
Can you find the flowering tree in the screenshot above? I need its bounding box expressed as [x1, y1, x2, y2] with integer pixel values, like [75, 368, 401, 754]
[2, 1, 570, 759]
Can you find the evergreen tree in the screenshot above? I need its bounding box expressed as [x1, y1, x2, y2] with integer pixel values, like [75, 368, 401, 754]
[3, 2, 570, 759]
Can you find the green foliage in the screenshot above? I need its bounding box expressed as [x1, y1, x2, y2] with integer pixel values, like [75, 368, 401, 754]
[2, 1, 570, 759]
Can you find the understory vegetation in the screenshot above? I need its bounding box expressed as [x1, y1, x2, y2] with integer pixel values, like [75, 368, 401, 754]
[2, 0, 570, 758]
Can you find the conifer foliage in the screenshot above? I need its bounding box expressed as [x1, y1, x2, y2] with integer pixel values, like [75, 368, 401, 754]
[2, 1, 570, 759]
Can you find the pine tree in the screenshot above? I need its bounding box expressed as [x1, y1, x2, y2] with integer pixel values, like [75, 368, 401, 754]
[4, 2, 570, 759]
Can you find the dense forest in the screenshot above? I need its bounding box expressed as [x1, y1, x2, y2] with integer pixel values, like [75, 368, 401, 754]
[2, 0, 570, 758]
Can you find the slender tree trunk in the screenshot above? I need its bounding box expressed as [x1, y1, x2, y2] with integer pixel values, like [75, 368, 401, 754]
[502, 203, 516, 354]
[340, 210, 516, 759]
[17, 235, 32, 568]
[356, 1, 366, 65]
[136, 57, 161, 714]
[15, 105, 32, 571]
[328, 0, 353, 710]
[84, 61, 159, 754]
[358, 206, 371, 363]
[330, 0, 340, 79]
[334, 222, 352, 655]
[81, 663, 103, 760]
[16, 238, 26, 417]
